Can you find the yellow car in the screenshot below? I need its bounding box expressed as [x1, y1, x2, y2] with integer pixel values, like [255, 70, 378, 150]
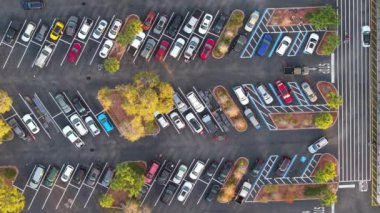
[50, 21, 65, 41]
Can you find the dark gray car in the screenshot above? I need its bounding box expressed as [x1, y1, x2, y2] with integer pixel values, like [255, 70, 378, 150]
[66, 16, 78, 36]
[100, 168, 114, 187]
[85, 166, 101, 186]
[34, 24, 47, 42]
[54, 94, 72, 114]
[8, 118, 27, 141]
[140, 38, 156, 59]
[233, 35, 247, 52]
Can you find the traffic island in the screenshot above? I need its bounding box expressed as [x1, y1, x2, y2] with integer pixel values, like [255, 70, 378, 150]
[317, 81, 342, 110]
[0, 166, 24, 212]
[267, 7, 320, 26]
[270, 111, 338, 130]
[316, 32, 340, 56]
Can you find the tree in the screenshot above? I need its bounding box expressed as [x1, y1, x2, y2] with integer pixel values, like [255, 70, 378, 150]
[320, 34, 340, 55]
[0, 119, 12, 144]
[117, 19, 143, 46]
[104, 57, 120, 73]
[0, 90, 12, 114]
[321, 189, 337, 206]
[0, 180, 25, 212]
[313, 113, 334, 129]
[306, 5, 340, 30]
[97, 87, 112, 111]
[327, 92, 343, 110]
[110, 162, 145, 198]
[99, 194, 114, 208]
[314, 162, 337, 183]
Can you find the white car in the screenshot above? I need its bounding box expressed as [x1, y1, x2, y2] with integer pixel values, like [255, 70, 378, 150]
[184, 36, 200, 61]
[186, 92, 205, 113]
[276, 36, 292, 56]
[154, 111, 170, 128]
[256, 84, 274, 105]
[92, 19, 108, 39]
[244, 11, 260, 32]
[22, 114, 40, 134]
[170, 112, 185, 129]
[177, 181, 193, 202]
[183, 16, 198, 34]
[189, 160, 205, 180]
[308, 137, 329, 153]
[61, 165, 75, 182]
[198, 13, 213, 35]
[173, 164, 187, 184]
[170, 38, 186, 58]
[185, 112, 203, 134]
[153, 16, 168, 35]
[78, 18, 94, 40]
[301, 82, 318, 103]
[108, 19, 122, 40]
[303, 33, 319, 55]
[70, 114, 88, 136]
[362, 25, 370, 48]
[233, 86, 249, 105]
[62, 125, 80, 143]
[84, 116, 100, 136]
[21, 22, 36, 42]
[130, 32, 146, 49]
[244, 108, 261, 129]
[99, 39, 114, 58]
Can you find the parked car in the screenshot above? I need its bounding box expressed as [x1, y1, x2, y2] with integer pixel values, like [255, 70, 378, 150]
[235, 181, 252, 204]
[212, 13, 227, 34]
[21, 0, 44, 10]
[84, 116, 100, 136]
[9, 118, 27, 141]
[244, 11, 260, 32]
[177, 181, 193, 202]
[170, 112, 185, 130]
[256, 34, 272, 56]
[72, 166, 86, 185]
[66, 42, 81, 63]
[166, 15, 183, 37]
[184, 36, 200, 62]
[233, 86, 249, 105]
[144, 161, 160, 184]
[276, 156, 292, 176]
[85, 166, 101, 186]
[54, 93, 72, 114]
[34, 45, 52, 68]
[199, 38, 215, 60]
[216, 160, 233, 183]
[250, 158, 264, 177]
[61, 164, 75, 182]
[92, 19, 108, 39]
[304, 33, 319, 55]
[4, 24, 20, 45]
[130, 32, 146, 55]
[65, 16, 79, 36]
[97, 113, 114, 132]
[70, 114, 88, 136]
[185, 112, 204, 134]
[43, 166, 59, 187]
[72, 97, 87, 116]
[189, 160, 205, 180]
[308, 137, 329, 153]
[276, 36, 292, 56]
[232, 35, 247, 52]
[161, 183, 177, 204]
[205, 184, 220, 202]
[29, 164, 45, 189]
[256, 83, 274, 105]
[21, 22, 36, 42]
[186, 91, 205, 113]
[201, 114, 218, 133]
[244, 107, 261, 129]
[140, 38, 156, 59]
[50, 21, 64, 41]
[173, 93, 188, 113]
[62, 126, 84, 148]
[173, 164, 187, 184]
[157, 161, 175, 185]
[108, 19, 122, 40]
[154, 111, 170, 128]
[78, 18, 94, 40]
[362, 25, 370, 47]
[203, 161, 218, 182]
[155, 40, 170, 61]
[100, 167, 114, 187]
[275, 80, 293, 104]
[153, 16, 168, 35]
[301, 82, 318, 103]
[22, 114, 40, 134]
[99, 39, 114, 58]
[34, 24, 48, 42]
[198, 13, 213, 35]
[170, 38, 186, 58]
[183, 9, 202, 34]
[143, 10, 156, 31]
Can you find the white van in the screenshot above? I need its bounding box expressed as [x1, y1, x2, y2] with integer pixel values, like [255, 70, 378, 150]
[34, 45, 53, 68]
[29, 165, 45, 189]
[189, 161, 205, 180]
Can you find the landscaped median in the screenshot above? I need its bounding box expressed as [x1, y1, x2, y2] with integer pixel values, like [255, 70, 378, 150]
[0, 166, 25, 212]
[316, 32, 340, 56]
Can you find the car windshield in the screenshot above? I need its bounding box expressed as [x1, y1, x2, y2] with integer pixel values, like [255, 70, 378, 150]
[53, 26, 60, 33]
[364, 33, 370, 42]
[190, 119, 200, 129]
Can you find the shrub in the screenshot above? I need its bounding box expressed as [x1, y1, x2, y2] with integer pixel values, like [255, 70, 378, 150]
[304, 185, 328, 196]
[0, 90, 12, 114]
[110, 163, 145, 197]
[313, 113, 334, 129]
[103, 57, 120, 73]
[117, 19, 143, 46]
[326, 92, 343, 110]
[321, 33, 340, 55]
[321, 189, 337, 206]
[97, 87, 112, 110]
[99, 194, 114, 208]
[306, 5, 340, 29]
[314, 162, 337, 183]
[2, 168, 16, 179]
[0, 119, 12, 144]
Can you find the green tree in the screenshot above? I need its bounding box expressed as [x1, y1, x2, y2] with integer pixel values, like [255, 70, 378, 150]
[0, 180, 25, 213]
[314, 162, 337, 183]
[0, 90, 12, 114]
[313, 113, 334, 129]
[117, 19, 143, 46]
[104, 57, 120, 73]
[304, 185, 328, 196]
[97, 87, 112, 111]
[306, 5, 340, 30]
[0, 119, 12, 144]
[110, 162, 145, 198]
[321, 189, 337, 206]
[133, 71, 160, 88]
[320, 33, 340, 55]
[327, 92, 343, 110]
[229, 11, 244, 27]
[99, 194, 114, 208]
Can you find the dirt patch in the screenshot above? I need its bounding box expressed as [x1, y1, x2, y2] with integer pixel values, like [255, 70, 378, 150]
[0, 166, 18, 186]
[108, 189, 127, 208]
[311, 153, 339, 181]
[316, 81, 338, 105]
[267, 7, 320, 27]
[270, 112, 338, 130]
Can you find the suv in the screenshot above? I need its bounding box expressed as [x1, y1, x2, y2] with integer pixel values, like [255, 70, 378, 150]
[256, 34, 272, 56]
[189, 160, 205, 180]
[166, 15, 183, 37]
[78, 18, 94, 40]
[205, 184, 220, 202]
[66, 16, 79, 36]
[72, 97, 87, 116]
[276, 156, 292, 176]
[186, 91, 204, 113]
[34, 24, 48, 42]
[161, 183, 177, 204]
[9, 118, 27, 141]
[29, 164, 45, 189]
[201, 114, 218, 133]
[144, 161, 160, 184]
[4, 24, 20, 45]
[72, 166, 86, 185]
[85, 166, 101, 186]
[184, 36, 200, 61]
[173, 93, 188, 113]
[157, 161, 175, 185]
[216, 160, 233, 183]
[183, 9, 202, 34]
[233, 86, 249, 105]
[43, 166, 59, 187]
[70, 114, 88, 136]
[55, 94, 71, 114]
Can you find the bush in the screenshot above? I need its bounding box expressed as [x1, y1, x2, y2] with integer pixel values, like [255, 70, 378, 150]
[97, 87, 112, 110]
[306, 5, 340, 29]
[321, 33, 340, 55]
[103, 57, 120, 73]
[229, 12, 244, 27]
[321, 189, 337, 206]
[326, 92, 343, 110]
[117, 19, 143, 46]
[263, 185, 279, 193]
[304, 185, 328, 196]
[313, 113, 334, 129]
[0, 90, 12, 114]
[314, 162, 337, 183]
[110, 162, 145, 198]
[1, 168, 17, 179]
[0, 119, 12, 144]
[99, 194, 114, 208]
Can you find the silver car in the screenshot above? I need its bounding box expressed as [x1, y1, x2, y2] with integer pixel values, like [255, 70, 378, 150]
[301, 82, 318, 103]
[184, 36, 200, 61]
[140, 38, 156, 59]
[55, 94, 72, 114]
[66, 16, 78, 36]
[153, 16, 167, 35]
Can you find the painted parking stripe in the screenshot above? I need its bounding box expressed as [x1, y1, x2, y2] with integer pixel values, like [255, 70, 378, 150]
[139, 159, 167, 206]
[2, 20, 26, 69]
[42, 165, 65, 209]
[33, 93, 61, 135]
[31, 18, 56, 69]
[268, 32, 283, 58]
[75, 16, 101, 66]
[153, 160, 181, 206]
[70, 162, 94, 208]
[56, 163, 79, 209]
[167, 159, 195, 206]
[0, 21, 13, 45]
[182, 158, 209, 205]
[11, 105, 36, 140]
[28, 165, 51, 210]
[176, 87, 196, 134]
[156, 12, 175, 61]
[59, 18, 86, 66]
[17, 19, 42, 68]
[22, 165, 37, 193]
[165, 113, 180, 134]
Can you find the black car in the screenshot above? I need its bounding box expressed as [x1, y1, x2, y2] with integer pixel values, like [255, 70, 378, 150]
[85, 166, 101, 186]
[4, 25, 19, 45]
[8, 118, 27, 141]
[203, 161, 218, 182]
[201, 114, 218, 133]
[216, 160, 233, 183]
[205, 184, 220, 202]
[166, 15, 183, 37]
[250, 158, 264, 177]
[157, 161, 175, 185]
[72, 166, 86, 185]
[161, 183, 177, 204]
[212, 13, 227, 34]
[72, 97, 88, 116]
[21, 0, 44, 10]
[232, 35, 247, 52]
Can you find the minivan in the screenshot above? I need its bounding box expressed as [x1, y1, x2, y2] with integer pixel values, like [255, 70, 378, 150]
[43, 166, 59, 187]
[189, 160, 205, 180]
[34, 45, 52, 68]
[29, 164, 45, 189]
[184, 36, 200, 61]
[173, 92, 188, 113]
[256, 34, 272, 56]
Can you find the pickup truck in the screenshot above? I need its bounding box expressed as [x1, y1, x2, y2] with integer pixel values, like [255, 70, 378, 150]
[128, 32, 146, 56]
[283, 66, 310, 75]
[235, 181, 252, 204]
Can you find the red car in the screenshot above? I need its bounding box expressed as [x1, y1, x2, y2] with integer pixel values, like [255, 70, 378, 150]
[155, 40, 169, 61]
[199, 38, 215, 60]
[275, 80, 293, 104]
[66, 42, 81, 63]
[144, 161, 160, 184]
[143, 10, 156, 31]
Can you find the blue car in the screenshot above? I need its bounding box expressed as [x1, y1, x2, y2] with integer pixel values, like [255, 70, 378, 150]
[97, 113, 114, 132]
[256, 34, 272, 56]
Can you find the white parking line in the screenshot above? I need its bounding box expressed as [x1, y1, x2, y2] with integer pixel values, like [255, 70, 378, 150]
[70, 162, 93, 208]
[17, 19, 42, 68]
[31, 18, 56, 69]
[33, 93, 61, 135]
[140, 159, 167, 206]
[56, 163, 79, 210]
[42, 165, 65, 210]
[165, 113, 180, 134]
[74, 16, 100, 66]
[167, 159, 195, 206]
[30, 40, 42, 47]
[153, 160, 181, 206]
[176, 88, 195, 134]
[2, 20, 26, 69]
[52, 111, 63, 118]
[156, 12, 174, 61]
[0, 21, 13, 45]
[46, 19, 73, 67]
[83, 162, 108, 208]
[28, 165, 51, 210]
[11, 105, 35, 140]
[182, 158, 209, 205]
[59, 18, 86, 66]
[22, 165, 37, 193]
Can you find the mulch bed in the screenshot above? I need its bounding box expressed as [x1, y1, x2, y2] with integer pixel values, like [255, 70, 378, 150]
[311, 153, 339, 181]
[0, 166, 18, 186]
[267, 7, 320, 26]
[316, 81, 338, 105]
[270, 112, 338, 130]
[316, 32, 336, 56]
